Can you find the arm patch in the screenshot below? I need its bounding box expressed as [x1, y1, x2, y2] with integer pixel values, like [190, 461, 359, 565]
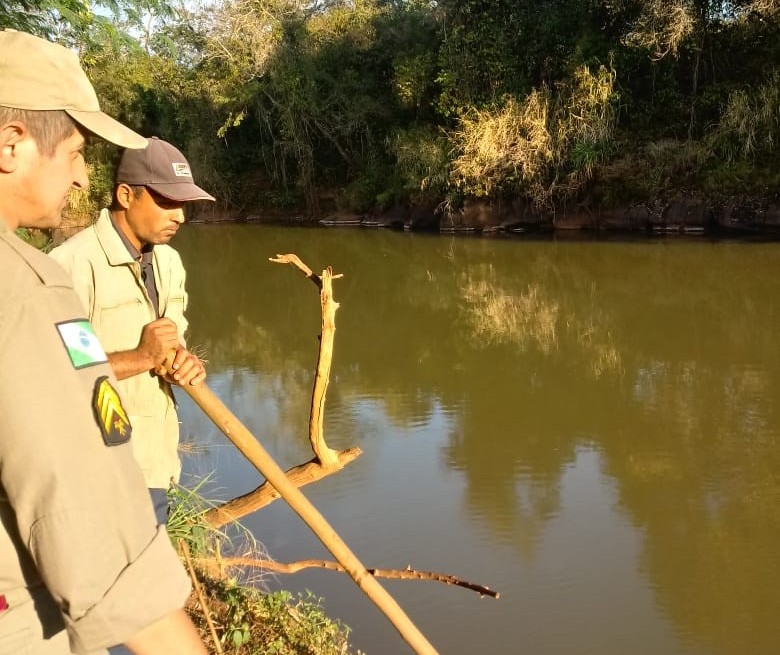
[56, 320, 108, 369]
[92, 376, 132, 446]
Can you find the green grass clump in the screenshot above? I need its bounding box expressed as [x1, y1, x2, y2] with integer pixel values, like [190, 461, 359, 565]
[190, 578, 359, 655]
[167, 480, 361, 654]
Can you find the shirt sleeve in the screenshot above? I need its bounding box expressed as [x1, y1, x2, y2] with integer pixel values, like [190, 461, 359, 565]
[0, 285, 190, 652]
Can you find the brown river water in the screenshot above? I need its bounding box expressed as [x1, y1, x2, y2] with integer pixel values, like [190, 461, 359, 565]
[171, 223, 780, 655]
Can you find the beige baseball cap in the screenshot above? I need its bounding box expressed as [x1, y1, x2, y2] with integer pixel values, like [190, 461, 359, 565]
[0, 29, 147, 149]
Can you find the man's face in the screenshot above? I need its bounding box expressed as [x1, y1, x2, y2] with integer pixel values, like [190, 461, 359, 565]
[124, 186, 186, 249]
[16, 128, 88, 229]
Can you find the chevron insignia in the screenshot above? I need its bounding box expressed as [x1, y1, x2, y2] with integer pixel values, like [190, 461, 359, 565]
[92, 376, 132, 446]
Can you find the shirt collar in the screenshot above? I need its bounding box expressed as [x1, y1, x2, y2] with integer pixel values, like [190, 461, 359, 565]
[109, 212, 153, 262]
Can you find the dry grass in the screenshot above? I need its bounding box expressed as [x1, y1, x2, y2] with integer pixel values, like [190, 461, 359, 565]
[207, 0, 288, 83]
[449, 65, 616, 206]
[739, 0, 780, 19]
[710, 70, 780, 161]
[63, 162, 113, 226]
[621, 0, 695, 60]
[450, 91, 552, 199]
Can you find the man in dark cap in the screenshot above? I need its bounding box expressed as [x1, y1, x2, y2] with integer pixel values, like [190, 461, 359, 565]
[51, 138, 214, 530]
[0, 29, 207, 655]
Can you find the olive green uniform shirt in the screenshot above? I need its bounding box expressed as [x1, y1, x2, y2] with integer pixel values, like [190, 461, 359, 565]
[51, 210, 188, 489]
[0, 221, 191, 654]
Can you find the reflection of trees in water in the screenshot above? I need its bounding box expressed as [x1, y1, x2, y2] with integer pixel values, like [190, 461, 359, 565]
[446, 414, 571, 560]
[603, 360, 780, 655]
[443, 341, 624, 561]
[207, 366, 314, 459]
[179, 226, 780, 653]
[458, 265, 622, 377]
[460, 273, 559, 352]
[438, 243, 780, 651]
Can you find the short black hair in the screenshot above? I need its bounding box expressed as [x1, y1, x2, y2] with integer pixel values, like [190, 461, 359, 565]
[109, 184, 146, 211]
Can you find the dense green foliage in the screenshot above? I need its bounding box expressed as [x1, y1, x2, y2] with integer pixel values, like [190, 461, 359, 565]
[6, 0, 780, 216]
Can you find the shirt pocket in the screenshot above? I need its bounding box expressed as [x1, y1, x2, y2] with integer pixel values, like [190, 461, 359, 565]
[95, 299, 148, 352]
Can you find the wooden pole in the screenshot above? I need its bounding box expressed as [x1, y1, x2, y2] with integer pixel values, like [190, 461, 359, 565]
[204, 449, 361, 529]
[180, 381, 440, 655]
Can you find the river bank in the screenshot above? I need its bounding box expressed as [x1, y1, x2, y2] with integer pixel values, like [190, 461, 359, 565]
[187, 192, 780, 238]
[168, 482, 360, 655]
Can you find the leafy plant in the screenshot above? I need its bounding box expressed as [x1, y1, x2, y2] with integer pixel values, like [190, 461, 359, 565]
[387, 125, 451, 201]
[190, 576, 360, 655]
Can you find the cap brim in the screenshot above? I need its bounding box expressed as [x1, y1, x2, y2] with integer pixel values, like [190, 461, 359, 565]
[66, 109, 148, 149]
[147, 182, 216, 203]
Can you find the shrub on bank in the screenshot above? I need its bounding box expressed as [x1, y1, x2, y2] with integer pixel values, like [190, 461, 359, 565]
[187, 578, 359, 655]
[168, 481, 361, 655]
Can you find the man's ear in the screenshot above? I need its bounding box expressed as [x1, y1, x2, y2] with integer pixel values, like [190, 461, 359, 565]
[115, 183, 134, 210]
[0, 122, 26, 173]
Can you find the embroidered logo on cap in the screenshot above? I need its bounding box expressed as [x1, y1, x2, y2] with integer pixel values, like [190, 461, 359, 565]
[92, 376, 132, 446]
[0, 594, 7, 612]
[172, 162, 192, 177]
[56, 320, 108, 369]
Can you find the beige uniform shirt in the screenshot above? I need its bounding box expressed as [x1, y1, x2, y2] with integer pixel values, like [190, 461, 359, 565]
[51, 210, 188, 489]
[0, 221, 190, 654]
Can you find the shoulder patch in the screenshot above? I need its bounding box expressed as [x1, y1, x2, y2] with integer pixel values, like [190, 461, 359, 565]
[56, 320, 108, 369]
[92, 376, 132, 446]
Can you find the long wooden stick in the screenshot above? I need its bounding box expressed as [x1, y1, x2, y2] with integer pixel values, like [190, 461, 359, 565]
[181, 381, 439, 655]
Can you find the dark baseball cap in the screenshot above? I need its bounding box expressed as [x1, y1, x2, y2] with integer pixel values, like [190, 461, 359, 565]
[0, 29, 147, 149]
[115, 136, 215, 202]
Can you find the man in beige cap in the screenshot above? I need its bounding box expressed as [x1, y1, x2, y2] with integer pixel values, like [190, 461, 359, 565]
[52, 139, 214, 553]
[0, 29, 207, 655]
